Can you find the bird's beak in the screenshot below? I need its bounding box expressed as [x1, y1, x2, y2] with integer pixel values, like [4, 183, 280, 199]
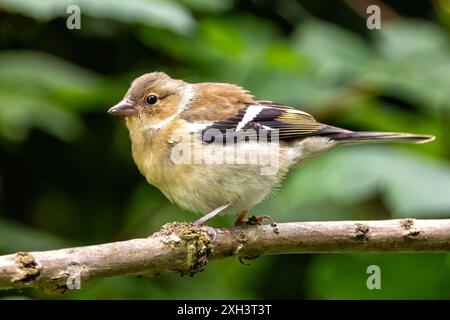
[108, 99, 138, 116]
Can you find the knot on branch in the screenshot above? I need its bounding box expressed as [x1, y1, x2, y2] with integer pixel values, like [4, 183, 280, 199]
[157, 222, 213, 276]
[11, 252, 80, 295]
[354, 223, 371, 241]
[400, 218, 421, 239]
[11, 252, 41, 283]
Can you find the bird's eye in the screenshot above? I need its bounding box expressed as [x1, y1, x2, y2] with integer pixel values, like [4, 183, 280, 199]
[146, 94, 158, 105]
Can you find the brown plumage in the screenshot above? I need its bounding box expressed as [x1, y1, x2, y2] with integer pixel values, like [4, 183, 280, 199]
[180, 83, 254, 122]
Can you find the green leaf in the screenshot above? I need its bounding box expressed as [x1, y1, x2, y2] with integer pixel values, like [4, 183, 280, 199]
[0, 51, 109, 141]
[270, 146, 450, 218]
[369, 19, 450, 112]
[0, 218, 70, 253]
[292, 20, 376, 79]
[0, 91, 84, 142]
[0, 0, 195, 34]
[178, 0, 232, 13]
[0, 51, 101, 111]
[374, 19, 449, 60]
[307, 254, 450, 299]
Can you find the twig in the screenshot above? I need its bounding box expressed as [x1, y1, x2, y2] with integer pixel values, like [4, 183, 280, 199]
[0, 218, 449, 294]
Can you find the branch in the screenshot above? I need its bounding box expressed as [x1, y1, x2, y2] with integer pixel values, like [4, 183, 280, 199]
[1, 218, 449, 294]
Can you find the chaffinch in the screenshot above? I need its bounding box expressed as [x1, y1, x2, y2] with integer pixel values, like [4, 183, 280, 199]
[108, 72, 435, 225]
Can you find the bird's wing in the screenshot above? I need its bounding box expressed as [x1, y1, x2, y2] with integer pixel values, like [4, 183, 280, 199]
[245, 101, 329, 140]
[182, 98, 343, 142]
[178, 82, 345, 142]
[179, 83, 254, 122]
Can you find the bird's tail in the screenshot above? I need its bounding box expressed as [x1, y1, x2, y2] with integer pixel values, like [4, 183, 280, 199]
[327, 131, 435, 144]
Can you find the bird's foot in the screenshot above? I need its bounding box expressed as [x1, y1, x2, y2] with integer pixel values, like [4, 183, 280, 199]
[194, 203, 230, 226]
[234, 210, 279, 233]
[247, 215, 275, 226]
[234, 209, 249, 226]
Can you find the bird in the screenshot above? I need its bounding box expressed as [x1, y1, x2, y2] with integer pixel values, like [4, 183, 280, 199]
[108, 72, 435, 226]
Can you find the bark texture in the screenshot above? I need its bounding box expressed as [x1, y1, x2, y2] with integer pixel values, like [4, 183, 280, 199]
[0, 218, 449, 294]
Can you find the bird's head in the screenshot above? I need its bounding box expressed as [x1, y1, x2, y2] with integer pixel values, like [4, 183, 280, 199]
[108, 72, 189, 130]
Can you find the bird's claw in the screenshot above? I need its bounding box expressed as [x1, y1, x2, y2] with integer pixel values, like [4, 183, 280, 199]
[203, 226, 218, 242]
[244, 215, 279, 234]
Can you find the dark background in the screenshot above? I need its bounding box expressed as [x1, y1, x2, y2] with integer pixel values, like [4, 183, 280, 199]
[0, 0, 449, 299]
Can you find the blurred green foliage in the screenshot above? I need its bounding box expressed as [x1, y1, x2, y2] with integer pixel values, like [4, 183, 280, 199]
[0, 0, 449, 299]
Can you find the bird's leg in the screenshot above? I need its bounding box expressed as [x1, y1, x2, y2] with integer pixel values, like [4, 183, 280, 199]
[194, 203, 230, 226]
[234, 209, 249, 226]
[235, 210, 275, 226]
[248, 215, 279, 234]
[247, 215, 275, 226]
[235, 210, 279, 233]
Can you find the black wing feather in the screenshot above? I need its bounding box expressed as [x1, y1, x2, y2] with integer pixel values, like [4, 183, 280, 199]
[200, 102, 344, 143]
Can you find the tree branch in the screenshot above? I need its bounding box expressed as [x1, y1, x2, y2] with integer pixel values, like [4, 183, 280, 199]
[1, 218, 449, 294]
